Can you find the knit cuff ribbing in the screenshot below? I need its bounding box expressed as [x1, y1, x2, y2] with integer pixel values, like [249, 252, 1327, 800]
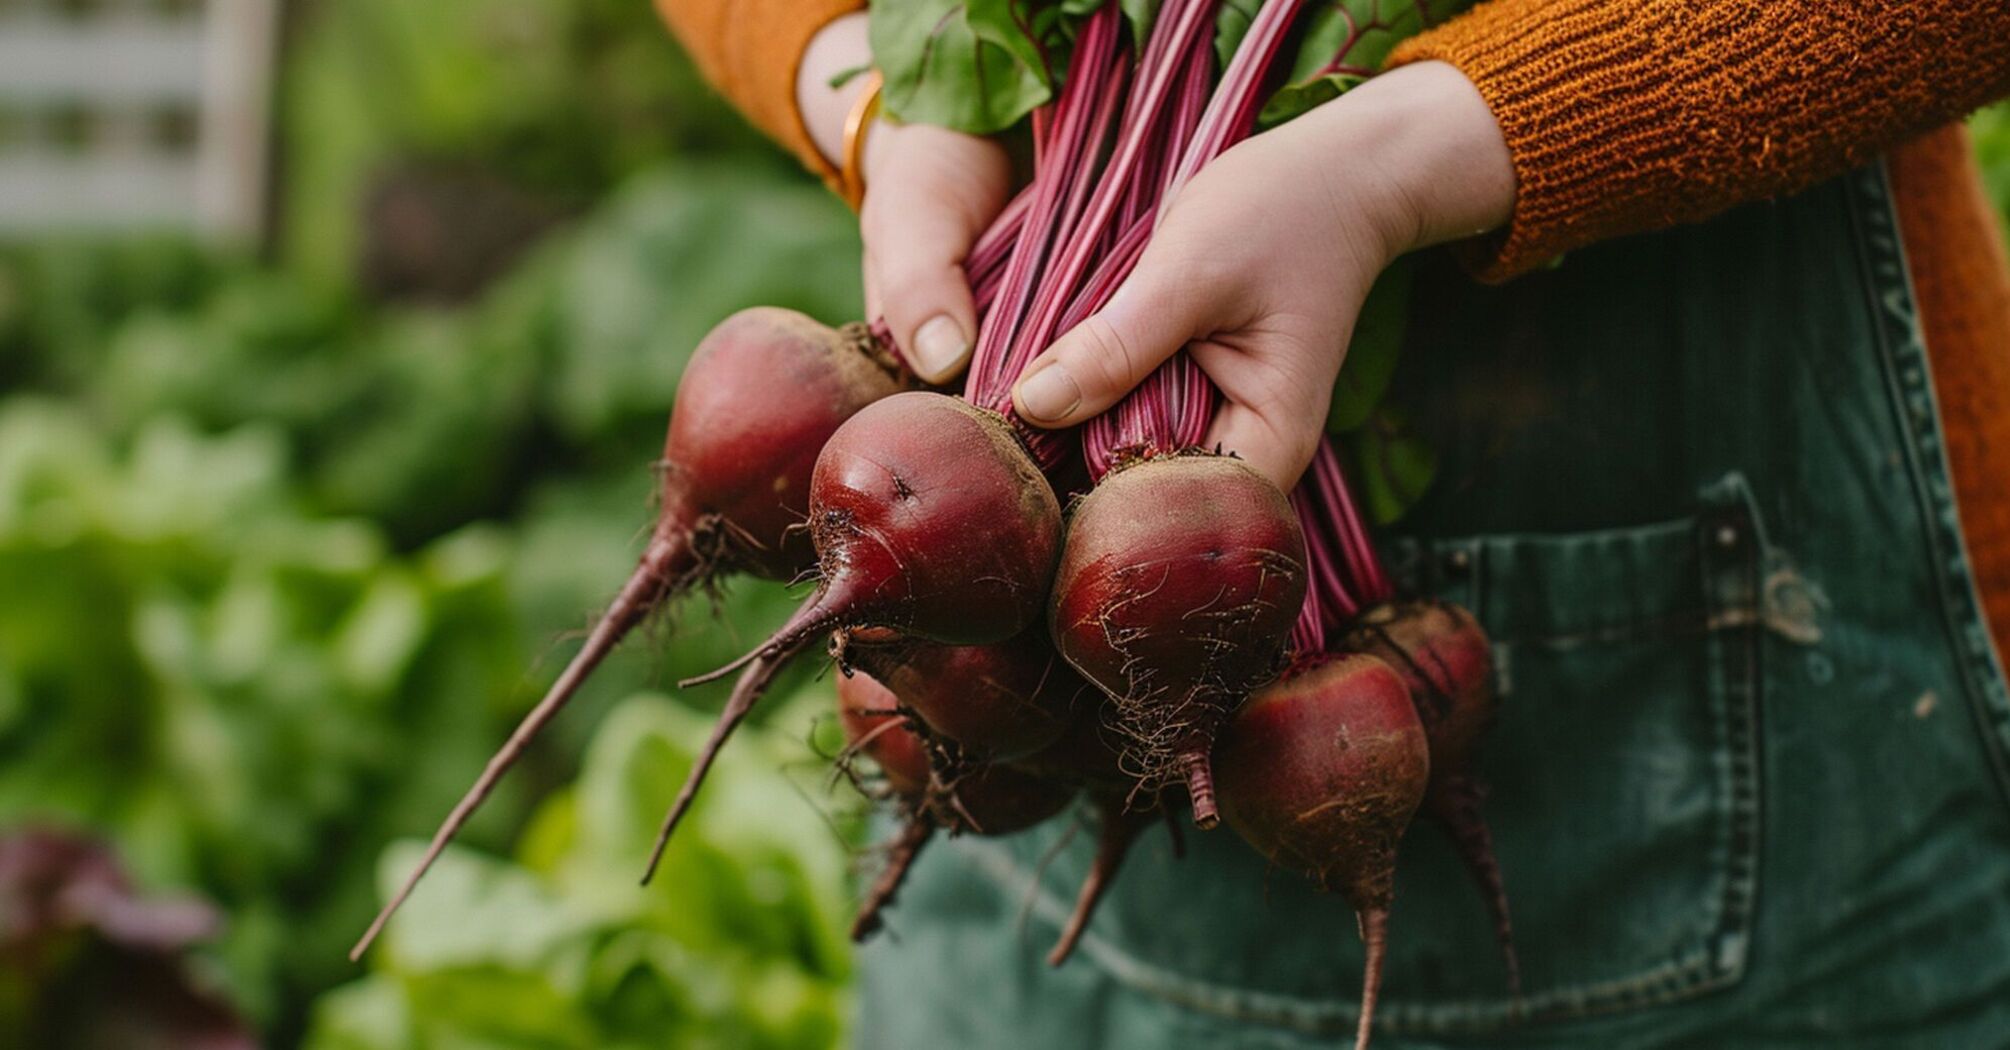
[1389, 0, 2010, 282]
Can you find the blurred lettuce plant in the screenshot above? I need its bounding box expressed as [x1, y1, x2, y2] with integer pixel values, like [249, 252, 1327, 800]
[307, 695, 853, 1050]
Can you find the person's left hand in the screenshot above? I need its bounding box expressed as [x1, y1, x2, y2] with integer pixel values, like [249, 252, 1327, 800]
[858, 120, 1013, 383]
[798, 12, 1013, 383]
[1010, 60, 1515, 490]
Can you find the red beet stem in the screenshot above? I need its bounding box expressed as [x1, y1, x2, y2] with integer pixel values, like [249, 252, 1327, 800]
[640, 640, 807, 885]
[1084, 0, 1310, 473]
[962, 7, 1123, 410]
[1048, 807, 1148, 966]
[351, 535, 690, 960]
[851, 815, 935, 942]
[1310, 439, 1393, 606]
[1356, 907, 1389, 1050]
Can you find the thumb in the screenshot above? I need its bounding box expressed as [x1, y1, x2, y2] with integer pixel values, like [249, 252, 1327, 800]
[1011, 252, 1223, 429]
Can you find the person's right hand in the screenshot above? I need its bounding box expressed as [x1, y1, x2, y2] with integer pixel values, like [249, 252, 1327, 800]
[797, 12, 1012, 384]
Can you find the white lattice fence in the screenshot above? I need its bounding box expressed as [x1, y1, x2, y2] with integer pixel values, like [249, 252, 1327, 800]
[0, 0, 275, 239]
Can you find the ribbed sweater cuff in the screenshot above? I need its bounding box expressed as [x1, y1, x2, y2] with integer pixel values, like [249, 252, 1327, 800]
[1390, 0, 2010, 282]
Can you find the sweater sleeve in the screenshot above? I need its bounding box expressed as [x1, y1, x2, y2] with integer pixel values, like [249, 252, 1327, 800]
[1388, 0, 2010, 281]
[653, 0, 865, 185]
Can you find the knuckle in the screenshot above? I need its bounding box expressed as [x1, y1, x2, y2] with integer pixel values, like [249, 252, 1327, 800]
[1066, 315, 1145, 397]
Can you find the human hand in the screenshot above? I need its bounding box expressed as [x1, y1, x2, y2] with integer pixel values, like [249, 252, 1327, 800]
[1009, 60, 1515, 490]
[798, 14, 1013, 383]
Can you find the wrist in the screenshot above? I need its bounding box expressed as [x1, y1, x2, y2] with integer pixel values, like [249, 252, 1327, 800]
[797, 12, 874, 169]
[1298, 61, 1515, 261]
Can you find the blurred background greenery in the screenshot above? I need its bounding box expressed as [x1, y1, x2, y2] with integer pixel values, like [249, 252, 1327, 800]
[1, 1, 2008, 1046]
[3, 1, 864, 1046]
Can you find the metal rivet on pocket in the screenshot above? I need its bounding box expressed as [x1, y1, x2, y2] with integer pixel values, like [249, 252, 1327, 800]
[1443, 548, 1472, 577]
[1714, 523, 1741, 550]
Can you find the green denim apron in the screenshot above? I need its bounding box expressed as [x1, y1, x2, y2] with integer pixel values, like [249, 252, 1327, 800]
[854, 163, 2010, 1048]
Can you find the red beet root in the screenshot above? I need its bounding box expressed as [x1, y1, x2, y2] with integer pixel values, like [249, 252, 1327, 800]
[837, 668, 1072, 940]
[1009, 703, 1127, 789]
[1216, 654, 1430, 1050]
[352, 308, 906, 960]
[1051, 454, 1306, 828]
[639, 640, 811, 885]
[695, 392, 1063, 685]
[838, 668, 1072, 834]
[839, 626, 1087, 761]
[1047, 798, 1155, 967]
[837, 670, 934, 799]
[1350, 599, 1518, 994]
[1352, 601, 1493, 774]
[851, 816, 934, 943]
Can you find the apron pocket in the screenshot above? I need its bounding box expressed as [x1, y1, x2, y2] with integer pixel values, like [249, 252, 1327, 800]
[1365, 472, 1765, 1032]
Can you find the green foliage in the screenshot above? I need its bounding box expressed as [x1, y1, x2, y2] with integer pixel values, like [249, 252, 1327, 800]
[0, 164, 863, 548]
[1972, 103, 2010, 243]
[277, 0, 776, 286]
[0, 160, 862, 1044]
[304, 695, 853, 1050]
[1325, 258, 1412, 433]
[872, 0, 1093, 135]
[1258, 0, 1475, 124]
[1349, 404, 1438, 525]
[0, 398, 529, 1026]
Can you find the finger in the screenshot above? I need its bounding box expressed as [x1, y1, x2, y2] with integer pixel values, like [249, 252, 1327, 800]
[1190, 332, 1336, 492]
[862, 247, 882, 322]
[1011, 252, 1227, 429]
[1204, 401, 1321, 493]
[864, 197, 982, 385]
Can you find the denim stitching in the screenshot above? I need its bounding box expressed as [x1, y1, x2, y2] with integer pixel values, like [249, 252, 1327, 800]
[1848, 162, 2010, 812]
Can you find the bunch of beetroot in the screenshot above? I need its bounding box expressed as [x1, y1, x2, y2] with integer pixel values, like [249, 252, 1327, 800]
[351, 2, 1515, 1045]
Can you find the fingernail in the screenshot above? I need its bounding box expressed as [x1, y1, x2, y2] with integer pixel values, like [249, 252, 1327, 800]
[912, 315, 969, 382]
[1014, 363, 1080, 422]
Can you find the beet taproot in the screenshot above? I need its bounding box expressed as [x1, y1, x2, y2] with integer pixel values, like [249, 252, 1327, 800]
[1351, 599, 1518, 994]
[1217, 653, 1429, 1050]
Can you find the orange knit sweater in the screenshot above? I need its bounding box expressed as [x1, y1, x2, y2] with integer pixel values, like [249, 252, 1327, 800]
[653, 0, 2010, 666]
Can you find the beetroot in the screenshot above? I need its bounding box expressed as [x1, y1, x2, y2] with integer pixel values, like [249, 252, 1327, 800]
[642, 389, 1065, 878]
[695, 392, 1063, 684]
[837, 670, 1071, 835]
[838, 626, 1086, 760]
[351, 308, 906, 960]
[1350, 599, 1518, 993]
[1216, 654, 1430, 1050]
[1051, 454, 1306, 828]
[1009, 702, 1127, 789]
[837, 671, 935, 800]
[837, 668, 1072, 940]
